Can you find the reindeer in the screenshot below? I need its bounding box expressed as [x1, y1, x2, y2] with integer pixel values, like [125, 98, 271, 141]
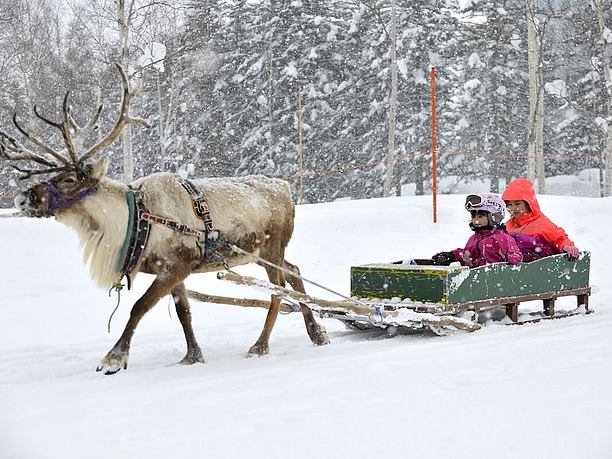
[0, 65, 329, 374]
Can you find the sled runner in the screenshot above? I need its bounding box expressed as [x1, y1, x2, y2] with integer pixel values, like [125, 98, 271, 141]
[187, 251, 592, 335]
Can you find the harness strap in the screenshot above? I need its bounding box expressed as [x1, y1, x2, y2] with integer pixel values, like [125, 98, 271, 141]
[124, 198, 150, 285]
[141, 212, 204, 238]
[117, 188, 136, 271]
[179, 178, 214, 232]
[116, 189, 151, 290]
[43, 181, 98, 217]
[177, 177, 221, 261]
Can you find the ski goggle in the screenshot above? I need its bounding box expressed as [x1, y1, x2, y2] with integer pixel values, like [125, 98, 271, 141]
[464, 194, 484, 210]
[464, 194, 505, 213]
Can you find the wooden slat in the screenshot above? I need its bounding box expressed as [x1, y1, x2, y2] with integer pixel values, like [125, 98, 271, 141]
[505, 303, 518, 322]
[218, 271, 378, 316]
[185, 290, 296, 312]
[577, 294, 590, 312]
[452, 288, 591, 312]
[507, 308, 594, 326]
[543, 298, 555, 317]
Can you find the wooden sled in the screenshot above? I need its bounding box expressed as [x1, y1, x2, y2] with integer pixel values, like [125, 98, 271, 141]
[187, 252, 592, 336]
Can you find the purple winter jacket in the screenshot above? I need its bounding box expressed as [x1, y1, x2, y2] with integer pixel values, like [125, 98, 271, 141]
[452, 228, 524, 268]
[511, 232, 558, 262]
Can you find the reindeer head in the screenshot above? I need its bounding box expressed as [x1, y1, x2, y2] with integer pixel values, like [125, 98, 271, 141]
[0, 64, 149, 217]
[14, 156, 110, 217]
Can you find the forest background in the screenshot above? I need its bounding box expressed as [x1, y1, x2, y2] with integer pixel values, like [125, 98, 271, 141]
[0, 0, 610, 206]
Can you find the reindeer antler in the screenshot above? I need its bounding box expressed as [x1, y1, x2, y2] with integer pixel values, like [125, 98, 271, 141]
[11, 164, 79, 179]
[11, 113, 72, 166]
[0, 108, 82, 179]
[68, 102, 103, 144]
[0, 63, 150, 178]
[0, 124, 63, 168]
[78, 64, 150, 166]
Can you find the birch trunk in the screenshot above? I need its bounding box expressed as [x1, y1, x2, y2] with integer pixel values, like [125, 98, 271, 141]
[157, 71, 165, 169]
[383, 0, 398, 197]
[267, 50, 275, 163]
[117, 0, 134, 183]
[296, 85, 304, 204]
[525, 0, 545, 192]
[594, 0, 612, 196]
[536, 86, 545, 193]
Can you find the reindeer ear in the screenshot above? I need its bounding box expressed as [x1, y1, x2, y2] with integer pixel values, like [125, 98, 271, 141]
[90, 155, 109, 180]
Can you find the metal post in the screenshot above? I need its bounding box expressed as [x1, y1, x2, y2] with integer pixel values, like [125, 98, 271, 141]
[431, 67, 438, 223]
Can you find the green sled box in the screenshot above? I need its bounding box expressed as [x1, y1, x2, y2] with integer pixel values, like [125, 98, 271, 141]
[350, 252, 590, 305]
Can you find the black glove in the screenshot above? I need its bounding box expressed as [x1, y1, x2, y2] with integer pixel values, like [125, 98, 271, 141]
[432, 251, 455, 265]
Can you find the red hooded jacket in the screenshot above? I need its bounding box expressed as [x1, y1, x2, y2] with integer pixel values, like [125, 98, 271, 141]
[501, 179, 575, 260]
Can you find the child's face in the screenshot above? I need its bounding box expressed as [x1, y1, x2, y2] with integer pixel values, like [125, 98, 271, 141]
[506, 200, 530, 218]
[470, 210, 489, 228]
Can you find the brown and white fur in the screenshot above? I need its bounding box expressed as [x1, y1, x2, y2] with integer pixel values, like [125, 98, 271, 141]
[15, 156, 329, 374]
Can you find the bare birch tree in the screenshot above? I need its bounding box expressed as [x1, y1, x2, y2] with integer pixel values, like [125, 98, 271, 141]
[382, 0, 398, 197]
[116, 0, 136, 182]
[525, 0, 545, 192]
[593, 0, 612, 196]
[66, 0, 180, 182]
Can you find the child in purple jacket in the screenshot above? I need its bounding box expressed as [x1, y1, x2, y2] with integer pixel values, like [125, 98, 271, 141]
[432, 193, 524, 268]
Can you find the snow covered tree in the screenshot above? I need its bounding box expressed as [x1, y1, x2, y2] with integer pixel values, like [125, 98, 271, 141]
[0, 0, 66, 204]
[450, 0, 529, 191]
[65, 0, 181, 182]
[1, 0, 609, 206]
[394, 0, 462, 194]
[593, 0, 612, 196]
[544, 0, 611, 196]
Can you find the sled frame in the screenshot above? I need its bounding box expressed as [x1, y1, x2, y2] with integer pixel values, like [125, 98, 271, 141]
[186, 272, 592, 334]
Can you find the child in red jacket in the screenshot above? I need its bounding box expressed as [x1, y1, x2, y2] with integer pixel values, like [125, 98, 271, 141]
[501, 178, 580, 261]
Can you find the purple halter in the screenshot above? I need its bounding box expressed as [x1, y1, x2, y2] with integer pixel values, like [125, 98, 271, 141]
[42, 181, 97, 216]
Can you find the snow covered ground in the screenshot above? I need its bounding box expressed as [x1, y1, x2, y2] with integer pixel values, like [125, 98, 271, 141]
[1, 192, 611, 459]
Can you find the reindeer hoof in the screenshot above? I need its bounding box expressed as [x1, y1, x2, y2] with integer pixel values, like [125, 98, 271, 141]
[96, 363, 123, 375]
[178, 349, 205, 365]
[96, 350, 128, 375]
[309, 325, 331, 346]
[247, 343, 269, 357]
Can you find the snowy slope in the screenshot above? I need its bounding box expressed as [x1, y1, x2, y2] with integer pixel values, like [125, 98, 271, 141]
[1, 193, 611, 459]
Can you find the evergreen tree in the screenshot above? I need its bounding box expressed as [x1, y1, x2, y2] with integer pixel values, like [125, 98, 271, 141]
[545, 1, 610, 181]
[450, 0, 529, 190]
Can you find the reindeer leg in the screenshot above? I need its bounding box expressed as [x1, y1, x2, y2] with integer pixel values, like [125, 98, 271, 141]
[248, 263, 284, 357]
[97, 262, 191, 375]
[172, 282, 205, 365]
[283, 260, 330, 346]
[248, 293, 282, 357]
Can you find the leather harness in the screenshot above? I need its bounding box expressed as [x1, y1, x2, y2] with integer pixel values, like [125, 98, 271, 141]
[116, 177, 220, 289]
[117, 188, 150, 289]
[179, 178, 214, 233]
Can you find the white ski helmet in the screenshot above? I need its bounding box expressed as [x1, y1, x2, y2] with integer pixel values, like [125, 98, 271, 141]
[464, 193, 506, 225]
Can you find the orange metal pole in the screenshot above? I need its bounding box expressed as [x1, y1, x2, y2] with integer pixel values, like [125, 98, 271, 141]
[431, 67, 438, 223]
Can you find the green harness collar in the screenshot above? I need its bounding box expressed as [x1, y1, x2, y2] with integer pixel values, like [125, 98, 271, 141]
[115, 187, 151, 290]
